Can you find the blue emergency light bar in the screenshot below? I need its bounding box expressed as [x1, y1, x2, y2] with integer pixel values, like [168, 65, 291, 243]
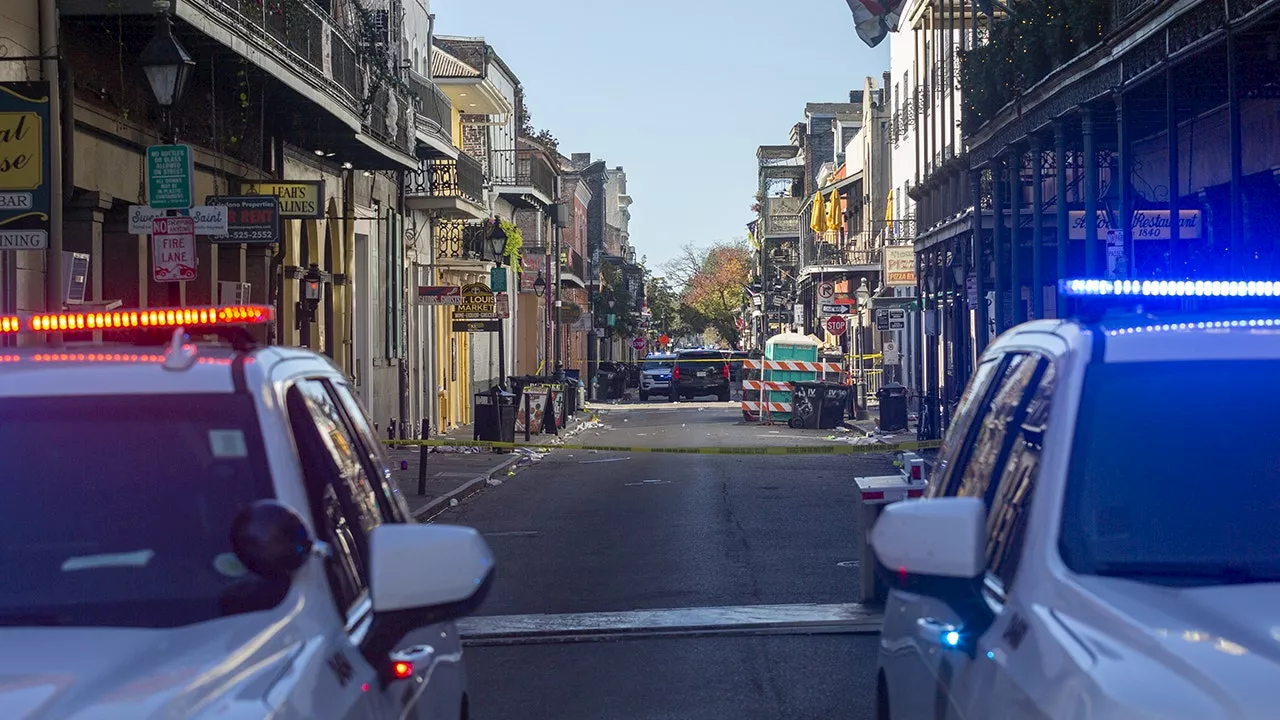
[1060, 279, 1280, 298]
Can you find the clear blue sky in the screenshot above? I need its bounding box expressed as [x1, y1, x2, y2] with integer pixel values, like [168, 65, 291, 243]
[429, 0, 889, 270]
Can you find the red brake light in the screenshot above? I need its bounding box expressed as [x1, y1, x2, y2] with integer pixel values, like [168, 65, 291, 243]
[0, 316, 18, 333]
[723, 363, 729, 379]
[27, 305, 274, 332]
[392, 661, 413, 679]
[672, 366, 680, 380]
[911, 464, 922, 480]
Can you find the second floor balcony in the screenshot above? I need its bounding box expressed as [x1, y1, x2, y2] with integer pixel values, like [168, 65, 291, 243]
[491, 148, 556, 206]
[561, 248, 586, 287]
[405, 152, 488, 220]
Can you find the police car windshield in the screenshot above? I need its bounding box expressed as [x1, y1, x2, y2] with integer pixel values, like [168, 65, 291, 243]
[1060, 359, 1280, 586]
[0, 394, 279, 628]
[643, 358, 674, 370]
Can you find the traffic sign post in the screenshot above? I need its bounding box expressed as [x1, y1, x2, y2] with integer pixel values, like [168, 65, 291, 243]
[825, 315, 848, 336]
[146, 145, 194, 209]
[151, 216, 197, 282]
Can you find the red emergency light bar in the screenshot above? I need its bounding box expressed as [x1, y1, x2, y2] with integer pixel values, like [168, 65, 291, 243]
[1, 305, 276, 333]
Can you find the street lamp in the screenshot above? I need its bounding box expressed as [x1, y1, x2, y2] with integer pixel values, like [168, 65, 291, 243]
[487, 218, 508, 389]
[532, 271, 546, 297]
[854, 278, 872, 419]
[140, 12, 195, 141]
[488, 219, 507, 261]
[297, 263, 324, 348]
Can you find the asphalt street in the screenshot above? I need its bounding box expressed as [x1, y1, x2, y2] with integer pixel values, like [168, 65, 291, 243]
[435, 401, 900, 720]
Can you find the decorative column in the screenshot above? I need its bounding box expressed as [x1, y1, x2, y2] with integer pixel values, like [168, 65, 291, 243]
[1054, 120, 1068, 311]
[1007, 148, 1025, 325]
[992, 158, 1007, 334]
[1083, 107, 1099, 276]
[971, 168, 988, 350]
[1030, 135, 1045, 317]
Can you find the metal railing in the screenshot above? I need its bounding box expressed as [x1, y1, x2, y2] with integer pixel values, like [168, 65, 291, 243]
[562, 248, 585, 280]
[405, 151, 486, 205]
[199, 0, 363, 107]
[490, 148, 556, 199]
[435, 219, 490, 260]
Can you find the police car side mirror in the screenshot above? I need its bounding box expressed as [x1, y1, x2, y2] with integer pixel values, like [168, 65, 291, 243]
[230, 500, 314, 579]
[359, 524, 495, 683]
[871, 497, 986, 590]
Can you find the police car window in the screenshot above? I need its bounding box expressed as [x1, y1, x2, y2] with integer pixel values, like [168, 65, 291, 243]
[287, 382, 375, 614]
[953, 355, 1042, 503]
[329, 380, 412, 523]
[985, 361, 1056, 591]
[1060, 359, 1280, 586]
[292, 380, 383, 536]
[0, 394, 279, 629]
[928, 357, 1003, 498]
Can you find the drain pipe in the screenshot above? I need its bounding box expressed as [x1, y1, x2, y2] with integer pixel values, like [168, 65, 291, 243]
[39, 0, 64, 341]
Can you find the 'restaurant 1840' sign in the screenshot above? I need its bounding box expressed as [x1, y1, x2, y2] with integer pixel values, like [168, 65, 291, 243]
[0, 82, 50, 251]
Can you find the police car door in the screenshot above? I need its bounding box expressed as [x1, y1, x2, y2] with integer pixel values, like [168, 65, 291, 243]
[901, 353, 1046, 720]
[287, 379, 387, 720]
[951, 356, 1058, 719]
[327, 379, 467, 720]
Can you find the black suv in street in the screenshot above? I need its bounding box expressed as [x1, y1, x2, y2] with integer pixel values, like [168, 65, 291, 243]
[670, 350, 731, 402]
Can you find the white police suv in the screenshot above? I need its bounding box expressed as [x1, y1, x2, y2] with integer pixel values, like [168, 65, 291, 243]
[871, 279, 1280, 720]
[0, 304, 493, 720]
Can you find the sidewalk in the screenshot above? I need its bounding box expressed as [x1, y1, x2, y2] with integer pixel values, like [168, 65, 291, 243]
[388, 445, 522, 520]
[388, 413, 591, 520]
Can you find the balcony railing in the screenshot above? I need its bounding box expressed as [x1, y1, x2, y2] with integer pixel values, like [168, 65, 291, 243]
[490, 148, 557, 199]
[561, 248, 586, 281]
[405, 151, 486, 205]
[435, 219, 494, 261]
[804, 240, 882, 268]
[765, 214, 801, 236]
[198, 0, 364, 106]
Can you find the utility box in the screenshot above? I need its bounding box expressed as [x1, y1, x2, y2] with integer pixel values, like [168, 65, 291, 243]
[763, 332, 821, 425]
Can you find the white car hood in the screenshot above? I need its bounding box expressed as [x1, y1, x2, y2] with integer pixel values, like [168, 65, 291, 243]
[0, 605, 306, 720]
[1069, 577, 1280, 716]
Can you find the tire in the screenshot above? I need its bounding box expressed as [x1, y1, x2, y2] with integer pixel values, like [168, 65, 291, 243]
[639, 391, 649, 402]
[876, 673, 891, 720]
[717, 387, 730, 402]
[669, 391, 678, 403]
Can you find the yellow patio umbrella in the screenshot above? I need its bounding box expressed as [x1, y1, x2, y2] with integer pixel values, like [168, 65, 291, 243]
[810, 192, 826, 234]
[885, 189, 895, 223]
[826, 190, 842, 235]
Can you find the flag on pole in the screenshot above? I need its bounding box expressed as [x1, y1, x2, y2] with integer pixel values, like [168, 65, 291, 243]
[845, 0, 905, 48]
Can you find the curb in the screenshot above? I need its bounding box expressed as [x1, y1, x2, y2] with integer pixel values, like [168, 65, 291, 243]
[411, 454, 522, 521]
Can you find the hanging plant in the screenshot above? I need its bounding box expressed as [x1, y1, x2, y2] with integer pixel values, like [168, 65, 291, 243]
[500, 219, 523, 274]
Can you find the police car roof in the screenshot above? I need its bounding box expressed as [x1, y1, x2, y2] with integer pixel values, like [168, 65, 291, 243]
[0, 343, 330, 398]
[1090, 311, 1280, 364]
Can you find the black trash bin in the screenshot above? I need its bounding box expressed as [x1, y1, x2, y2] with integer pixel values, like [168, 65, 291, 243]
[877, 382, 909, 432]
[474, 386, 517, 447]
[818, 384, 852, 429]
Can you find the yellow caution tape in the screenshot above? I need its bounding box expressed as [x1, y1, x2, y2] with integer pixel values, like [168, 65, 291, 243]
[386, 437, 944, 455]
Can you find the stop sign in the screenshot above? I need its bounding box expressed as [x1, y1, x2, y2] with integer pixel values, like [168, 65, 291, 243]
[632, 337, 646, 351]
[825, 315, 848, 336]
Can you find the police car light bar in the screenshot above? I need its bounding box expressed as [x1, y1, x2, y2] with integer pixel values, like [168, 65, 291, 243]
[1060, 279, 1280, 297]
[0, 305, 276, 333]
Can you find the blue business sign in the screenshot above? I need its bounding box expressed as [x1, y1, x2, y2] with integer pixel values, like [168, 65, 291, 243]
[0, 82, 50, 250]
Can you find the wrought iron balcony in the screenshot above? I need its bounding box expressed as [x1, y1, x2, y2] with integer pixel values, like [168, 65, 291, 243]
[561, 248, 586, 285]
[405, 152, 487, 218]
[435, 219, 499, 262]
[490, 148, 556, 201]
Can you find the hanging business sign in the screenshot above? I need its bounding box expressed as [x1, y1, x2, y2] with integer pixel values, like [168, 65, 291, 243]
[452, 282, 497, 320]
[204, 195, 281, 243]
[882, 246, 916, 286]
[237, 180, 324, 218]
[1068, 209, 1202, 240]
[0, 82, 50, 251]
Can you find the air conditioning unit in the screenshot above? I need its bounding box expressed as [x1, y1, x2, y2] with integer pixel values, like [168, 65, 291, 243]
[219, 281, 252, 306]
[553, 202, 570, 229]
[62, 252, 89, 305]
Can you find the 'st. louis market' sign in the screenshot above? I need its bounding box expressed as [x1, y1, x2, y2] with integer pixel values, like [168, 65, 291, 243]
[452, 283, 497, 320]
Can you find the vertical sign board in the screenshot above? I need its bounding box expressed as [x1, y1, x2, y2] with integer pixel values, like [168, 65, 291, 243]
[152, 216, 197, 282]
[883, 246, 917, 287]
[0, 82, 51, 250]
[146, 145, 195, 209]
